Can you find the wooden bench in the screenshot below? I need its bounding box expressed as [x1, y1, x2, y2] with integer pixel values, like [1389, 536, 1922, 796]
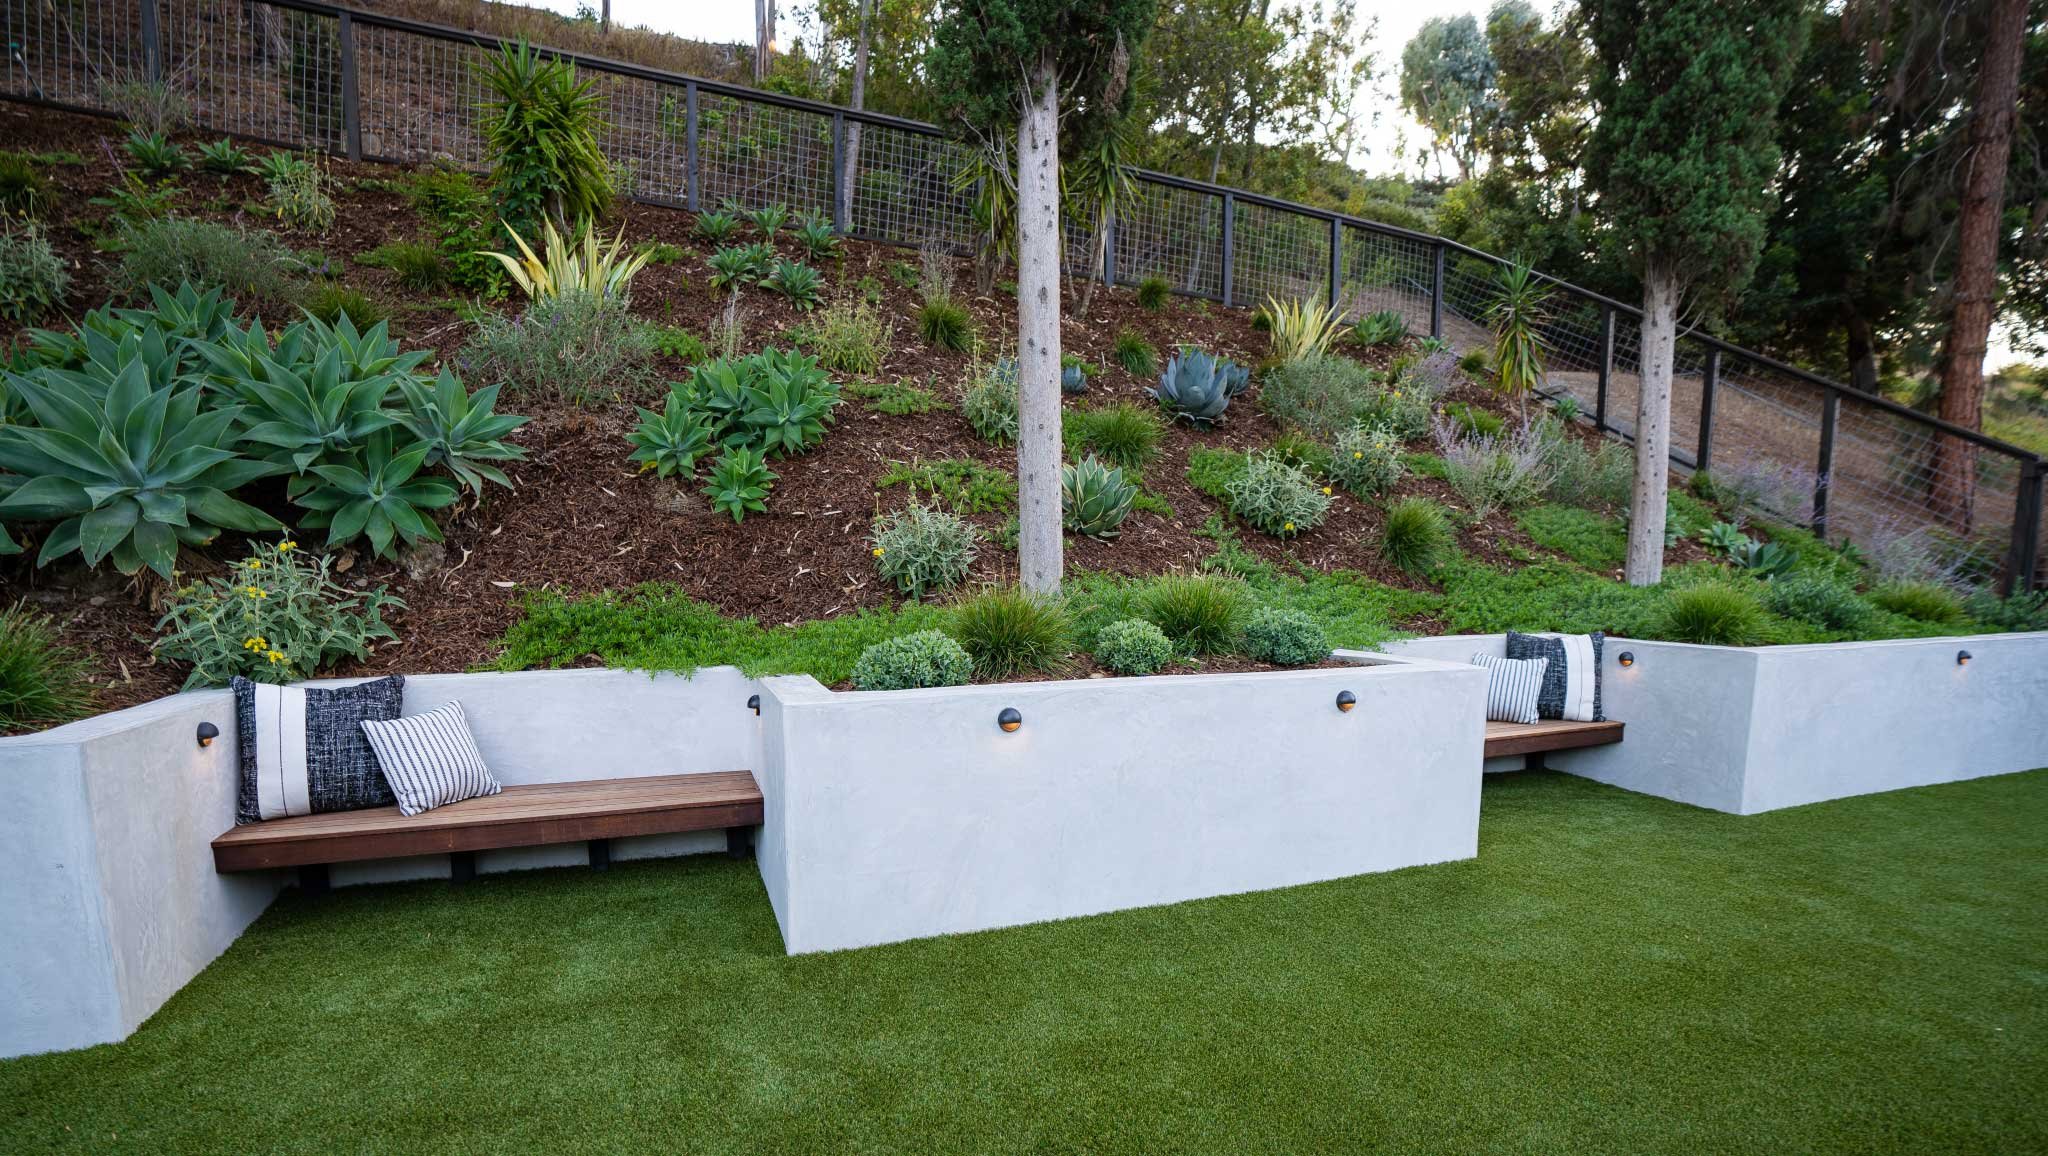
[1483, 719, 1625, 765]
[212, 771, 763, 891]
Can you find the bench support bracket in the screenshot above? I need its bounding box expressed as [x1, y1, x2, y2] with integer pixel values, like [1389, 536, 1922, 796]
[589, 838, 611, 871]
[450, 851, 476, 884]
[297, 864, 330, 895]
[726, 826, 753, 860]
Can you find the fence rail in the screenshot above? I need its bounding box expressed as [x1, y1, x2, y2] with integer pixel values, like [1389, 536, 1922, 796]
[5, 0, 2041, 591]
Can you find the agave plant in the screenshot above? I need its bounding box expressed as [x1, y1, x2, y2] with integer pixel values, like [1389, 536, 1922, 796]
[1263, 295, 1346, 363]
[791, 211, 841, 262]
[1352, 309, 1407, 348]
[1061, 454, 1138, 540]
[702, 445, 776, 523]
[477, 217, 654, 303]
[706, 245, 761, 292]
[626, 389, 714, 479]
[762, 258, 823, 310]
[293, 428, 459, 557]
[1060, 362, 1090, 395]
[694, 210, 740, 244]
[739, 348, 839, 455]
[742, 202, 790, 236]
[0, 353, 283, 578]
[1148, 349, 1248, 428]
[24, 281, 238, 372]
[394, 369, 530, 495]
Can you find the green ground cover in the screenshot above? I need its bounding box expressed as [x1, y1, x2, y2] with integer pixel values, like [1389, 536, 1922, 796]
[3, 770, 2043, 1153]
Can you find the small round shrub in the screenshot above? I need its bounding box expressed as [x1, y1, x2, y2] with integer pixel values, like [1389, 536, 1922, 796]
[1379, 497, 1453, 574]
[112, 216, 302, 306]
[1140, 573, 1245, 654]
[1328, 422, 1403, 497]
[1654, 582, 1769, 646]
[465, 289, 655, 404]
[871, 501, 979, 599]
[950, 587, 1071, 680]
[960, 363, 1019, 445]
[1242, 608, 1329, 666]
[0, 602, 95, 731]
[1093, 618, 1173, 676]
[1226, 452, 1332, 538]
[918, 296, 972, 351]
[0, 225, 70, 325]
[301, 281, 388, 328]
[851, 630, 973, 691]
[1869, 580, 1967, 625]
[1765, 572, 1873, 631]
[1135, 274, 1171, 310]
[1258, 352, 1381, 439]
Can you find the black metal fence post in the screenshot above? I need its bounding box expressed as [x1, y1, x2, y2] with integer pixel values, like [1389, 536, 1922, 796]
[2010, 458, 2044, 594]
[683, 81, 700, 212]
[1430, 244, 1445, 339]
[1814, 386, 1838, 540]
[140, 0, 161, 83]
[1219, 191, 1234, 308]
[1327, 216, 1343, 312]
[829, 111, 846, 232]
[1595, 307, 1614, 433]
[1697, 347, 1721, 474]
[338, 12, 362, 162]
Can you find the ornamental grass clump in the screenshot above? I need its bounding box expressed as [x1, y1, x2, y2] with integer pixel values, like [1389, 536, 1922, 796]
[151, 540, 401, 689]
[1113, 328, 1157, 377]
[871, 501, 980, 599]
[1093, 617, 1173, 675]
[1067, 402, 1162, 471]
[1869, 580, 1967, 625]
[851, 630, 973, 691]
[811, 298, 893, 376]
[1227, 452, 1332, 538]
[1140, 573, 1245, 655]
[1653, 582, 1769, 646]
[1242, 607, 1329, 666]
[1379, 496, 1454, 575]
[950, 587, 1070, 680]
[0, 602, 95, 731]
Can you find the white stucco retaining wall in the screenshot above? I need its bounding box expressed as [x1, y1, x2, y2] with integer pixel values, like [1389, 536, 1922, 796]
[0, 667, 765, 1058]
[756, 653, 1488, 955]
[1384, 631, 2048, 813]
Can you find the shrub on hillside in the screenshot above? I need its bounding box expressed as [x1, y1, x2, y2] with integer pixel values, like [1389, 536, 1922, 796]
[359, 238, 447, 291]
[1380, 497, 1454, 574]
[1329, 422, 1404, 497]
[1113, 329, 1157, 377]
[300, 280, 388, 328]
[1135, 274, 1171, 310]
[111, 216, 302, 305]
[1964, 589, 2048, 632]
[1764, 571, 1873, 632]
[811, 298, 892, 376]
[918, 296, 972, 351]
[152, 540, 402, 689]
[465, 289, 654, 404]
[0, 225, 69, 324]
[0, 602, 95, 731]
[1869, 580, 1967, 625]
[1140, 573, 1245, 654]
[1093, 617, 1173, 675]
[961, 361, 1020, 445]
[1259, 353, 1384, 438]
[951, 587, 1070, 679]
[1227, 452, 1331, 538]
[1653, 582, 1769, 646]
[851, 630, 973, 691]
[1434, 417, 1555, 519]
[479, 39, 612, 228]
[1066, 402, 1163, 471]
[1242, 607, 1329, 666]
[871, 501, 980, 599]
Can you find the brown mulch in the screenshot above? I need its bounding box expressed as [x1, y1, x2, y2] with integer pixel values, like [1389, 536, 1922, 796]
[0, 105, 1709, 720]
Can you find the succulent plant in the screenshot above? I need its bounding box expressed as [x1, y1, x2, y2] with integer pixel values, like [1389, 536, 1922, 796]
[1060, 454, 1138, 539]
[1061, 362, 1089, 395]
[1148, 349, 1248, 427]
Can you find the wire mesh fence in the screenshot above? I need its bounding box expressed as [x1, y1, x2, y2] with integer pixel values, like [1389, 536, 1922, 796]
[4, 0, 2040, 589]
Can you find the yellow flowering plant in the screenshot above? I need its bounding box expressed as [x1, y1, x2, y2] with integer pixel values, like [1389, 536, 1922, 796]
[151, 540, 403, 689]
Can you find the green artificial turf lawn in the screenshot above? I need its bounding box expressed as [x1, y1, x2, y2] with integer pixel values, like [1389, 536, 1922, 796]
[4, 771, 2044, 1153]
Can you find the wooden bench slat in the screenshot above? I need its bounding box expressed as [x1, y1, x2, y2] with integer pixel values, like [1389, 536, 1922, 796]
[1483, 719, 1624, 759]
[212, 771, 762, 873]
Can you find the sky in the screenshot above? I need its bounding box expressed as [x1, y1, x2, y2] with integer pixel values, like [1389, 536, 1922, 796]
[513, 0, 1488, 178]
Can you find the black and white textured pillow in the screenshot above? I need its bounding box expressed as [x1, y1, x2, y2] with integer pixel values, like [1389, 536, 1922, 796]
[233, 675, 405, 825]
[1473, 653, 1548, 725]
[359, 701, 503, 817]
[1505, 631, 1604, 722]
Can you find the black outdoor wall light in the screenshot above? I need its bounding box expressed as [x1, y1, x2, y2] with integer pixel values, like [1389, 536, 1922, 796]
[1618, 651, 1636, 668]
[998, 708, 1023, 733]
[1957, 650, 1971, 667]
[1335, 690, 1356, 713]
[747, 694, 761, 715]
[196, 721, 220, 748]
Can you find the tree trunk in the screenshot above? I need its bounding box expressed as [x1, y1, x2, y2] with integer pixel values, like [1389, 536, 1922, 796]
[837, 0, 871, 228]
[1015, 50, 1064, 595]
[1625, 256, 1680, 586]
[1844, 310, 1880, 394]
[754, 0, 776, 83]
[1929, 0, 2026, 533]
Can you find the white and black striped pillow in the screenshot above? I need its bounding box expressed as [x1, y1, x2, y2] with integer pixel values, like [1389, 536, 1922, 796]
[1473, 653, 1547, 725]
[234, 676, 404, 824]
[359, 701, 503, 817]
[1506, 631, 1605, 722]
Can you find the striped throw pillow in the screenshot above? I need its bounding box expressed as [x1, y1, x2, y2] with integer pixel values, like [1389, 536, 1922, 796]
[1473, 653, 1548, 725]
[359, 701, 503, 817]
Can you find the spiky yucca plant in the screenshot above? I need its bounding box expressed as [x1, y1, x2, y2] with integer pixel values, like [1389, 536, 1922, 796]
[1484, 263, 1551, 421]
[478, 217, 653, 302]
[1263, 295, 1346, 363]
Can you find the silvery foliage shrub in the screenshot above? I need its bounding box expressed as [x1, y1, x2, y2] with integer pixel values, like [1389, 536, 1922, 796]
[851, 630, 973, 691]
[871, 500, 979, 599]
[1372, 348, 1459, 439]
[961, 359, 1020, 445]
[1862, 520, 1992, 591]
[1432, 416, 1556, 519]
[112, 216, 302, 306]
[1092, 617, 1173, 675]
[1241, 607, 1329, 666]
[1543, 420, 1634, 510]
[1258, 352, 1380, 438]
[0, 224, 69, 324]
[465, 289, 654, 404]
[1227, 452, 1332, 537]
[1328, 421, 1404, 497]
[1703, 452, 1817, 524]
